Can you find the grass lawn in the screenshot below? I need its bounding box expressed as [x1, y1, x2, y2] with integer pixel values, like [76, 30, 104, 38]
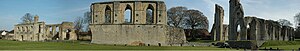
[259, 40, 300, 50]
[261, 45, 300, 50]
[0, 40, 230, 50]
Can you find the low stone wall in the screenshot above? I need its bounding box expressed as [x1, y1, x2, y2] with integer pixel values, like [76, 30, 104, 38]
[14, 33, 46, 41]
[226, 40, 259, 49]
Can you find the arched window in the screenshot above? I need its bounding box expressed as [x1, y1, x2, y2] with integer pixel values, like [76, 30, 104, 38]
[26, 26, 28, 32]
[49, 26, 53, 33]
[22, 27, 24, 32]
[26, 26, 29, 32]
[17, 27, 20, 31]
[56, 26, 59, 32]
[146, 4, 154, 24]
[105, 5, 112, 23]
[124, 4, 132, 24]
[39, 25, 41, 33]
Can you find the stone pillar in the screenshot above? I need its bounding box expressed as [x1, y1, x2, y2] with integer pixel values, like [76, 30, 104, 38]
[262, 20, 268, 40]
[272, 26, 276, 40]
[291, 28, 295, 41]
[156, 2, 167, 24]
[267, 22, 272, 40]
[249, 20, 258, 40]
[223, 25, 229, 40]
[24, 26, 27, 34]
[281, 26, 286, 41]
[52, 26, 56, 37]
[39, 24, 45, 41]
[240, 22, 247, 40]
[213, 4, 224, 41]
[283, 27, 289, 41]
[59, 25, 63, 40]
[256, 19, 262, 40]
[276, 26, 281, 40]
[45, 26, 50, 40]
[13, 26, 18, 40]
[211, 24, 216, 41]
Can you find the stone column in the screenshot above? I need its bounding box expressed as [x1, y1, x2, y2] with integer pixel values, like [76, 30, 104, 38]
[45, 26, 50, 40]
[223, 25, 229, 40]
[272, 26, 276, 40]
[284, 27, 289, 41]
[262, 21, 268, 40]
[276, 26, 281, 40]
[213, 4, 224, 41]
[52, 26, 56, 37]
[249, 19, 257, 40]
[24, 26, 27, 34]
[292, 28, 295, 41]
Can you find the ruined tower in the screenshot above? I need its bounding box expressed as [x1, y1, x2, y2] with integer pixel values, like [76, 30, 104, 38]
[212, 4, 224, 41]
[229, 0, 247, 40]
[34, 15, 39, 23]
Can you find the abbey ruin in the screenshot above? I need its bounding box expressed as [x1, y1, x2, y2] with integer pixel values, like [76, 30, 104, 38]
[89, 1, 186, 46]
[14, 15, 77, 41]
[211, 4, 225, 41]
[212, 0, 295, 41]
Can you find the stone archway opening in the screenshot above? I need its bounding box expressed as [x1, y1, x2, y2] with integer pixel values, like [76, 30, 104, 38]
[124, 4, 132, 24]
[146, 4, 154, 24]
[65, 29, 71, 40]
[237, 25, 241, 40]
[21, 35, 24, 41]
[246, 24, 251, 40]
[105, 5, 112, 23]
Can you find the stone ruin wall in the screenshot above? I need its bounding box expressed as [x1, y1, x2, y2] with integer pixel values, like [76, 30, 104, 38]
[211, 4, 224, 41]
[243, 17, 295, 41]
[90, 1, 186, 46]
[14, 22, 46, 41]
[13, 15, 77, 41]
[212, 0, 296, 49]
[212, 0, 295, 41]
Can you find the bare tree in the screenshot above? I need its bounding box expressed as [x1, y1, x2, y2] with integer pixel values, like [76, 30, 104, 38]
[21, 13, 34, 23]
[167, 6, 188, 28]
[83, 11, 92, 24]
[74, 17, 84, 32]
[73, 11, 92, 32]
[295, 13, 300, 26]
[277, 19, 292, 26]
[82, 11, 92, 32]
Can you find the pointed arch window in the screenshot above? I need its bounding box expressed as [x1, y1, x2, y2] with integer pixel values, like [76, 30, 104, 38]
[105, 5, 112, 23]
[146, 4, 154, 24]
[124, 4, 132, 24]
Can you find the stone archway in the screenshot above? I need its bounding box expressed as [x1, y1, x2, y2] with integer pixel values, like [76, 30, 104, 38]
[21, 35, 24, 41]
[65, 29, 71, 40]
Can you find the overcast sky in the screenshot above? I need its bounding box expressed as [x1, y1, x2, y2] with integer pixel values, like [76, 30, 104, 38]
[0, 0, 299, 31]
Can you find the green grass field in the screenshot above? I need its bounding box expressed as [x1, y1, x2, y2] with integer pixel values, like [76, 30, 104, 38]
[259, 40, 300, 50]
[0, 40, 230, 50]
